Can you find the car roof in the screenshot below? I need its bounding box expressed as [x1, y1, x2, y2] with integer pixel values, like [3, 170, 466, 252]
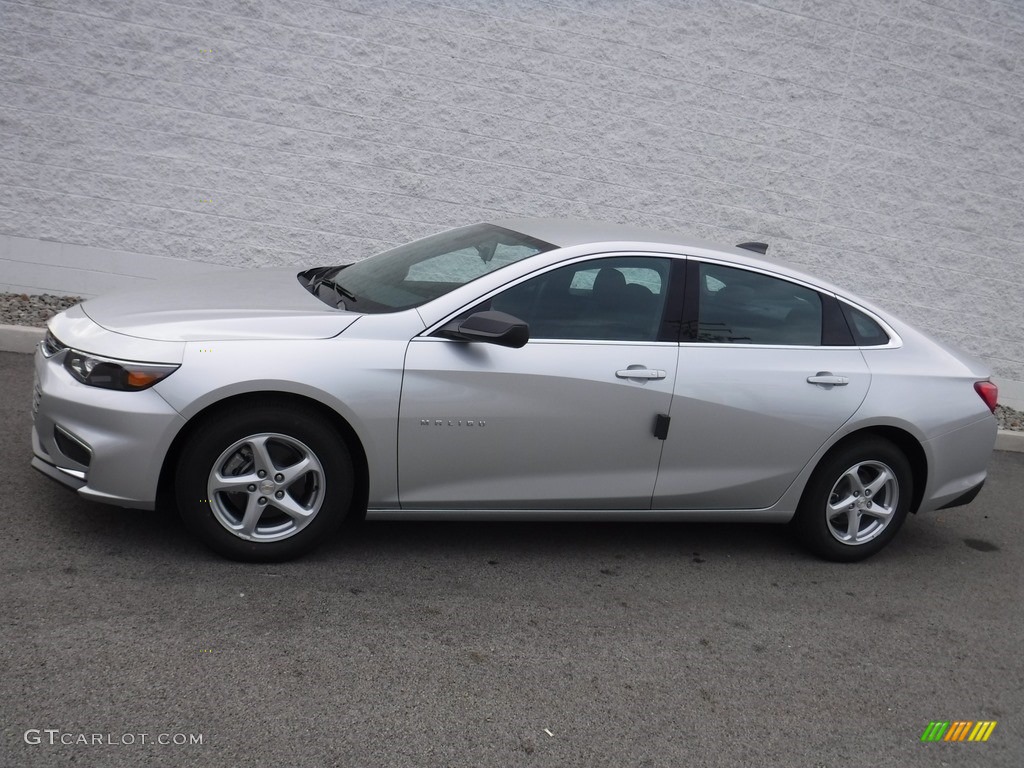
[489, 217, 754, 257]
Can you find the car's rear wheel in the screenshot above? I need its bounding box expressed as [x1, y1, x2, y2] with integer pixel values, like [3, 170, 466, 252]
[794, 437, 912, 562]
[175, 403, 353, 561]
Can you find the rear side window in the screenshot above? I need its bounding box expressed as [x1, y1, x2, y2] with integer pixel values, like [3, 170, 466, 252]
[693, 263, 822, 345]
[843, 305, 890, 346]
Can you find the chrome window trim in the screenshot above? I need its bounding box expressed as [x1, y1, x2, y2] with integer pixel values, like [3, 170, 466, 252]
[685, 256, 904, 351]
[421, 250, 683, 341]
[680, 342, 872, 351]
[411, 336, 677, 347]
[688, 254, 827, 295]
[835, 296, 903, 350]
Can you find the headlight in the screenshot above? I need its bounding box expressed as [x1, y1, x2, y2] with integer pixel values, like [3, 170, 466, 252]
[40, 330, 68, 358]
[63, 350, 179, 391]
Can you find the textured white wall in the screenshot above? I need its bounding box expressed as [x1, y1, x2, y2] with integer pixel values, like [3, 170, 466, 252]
[1, 0, 1022, 391]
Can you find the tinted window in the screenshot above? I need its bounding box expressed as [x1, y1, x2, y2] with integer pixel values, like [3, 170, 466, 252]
[695, 263, 822, 345]
[844, 305, 890, 346]
[486, 257, 671, 341]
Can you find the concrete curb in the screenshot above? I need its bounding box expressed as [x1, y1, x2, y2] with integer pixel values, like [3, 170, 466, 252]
[995, 430, 1024, 453]
[0, 324, 44, 354]
[1, 323, 1022, 452]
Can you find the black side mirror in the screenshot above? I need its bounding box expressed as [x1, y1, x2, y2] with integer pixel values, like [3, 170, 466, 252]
[439, 311, 529, 348]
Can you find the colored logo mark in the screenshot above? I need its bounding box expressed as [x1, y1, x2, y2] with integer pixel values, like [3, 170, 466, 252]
[920, 721, 997, 742]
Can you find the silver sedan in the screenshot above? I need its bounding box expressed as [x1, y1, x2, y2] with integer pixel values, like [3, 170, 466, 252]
[31, 219, 998, 561]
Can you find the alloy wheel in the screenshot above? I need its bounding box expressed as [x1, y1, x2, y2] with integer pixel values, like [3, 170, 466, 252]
[825, 460, 899, 546]
[206, 432, 326, 542]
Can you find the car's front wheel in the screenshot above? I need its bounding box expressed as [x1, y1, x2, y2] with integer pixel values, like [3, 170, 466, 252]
[794, 437, 913, 562]
[175, 403, 353, 561]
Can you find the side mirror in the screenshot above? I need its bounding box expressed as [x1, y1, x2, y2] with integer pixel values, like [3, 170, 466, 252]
[439, 311, 529, 348]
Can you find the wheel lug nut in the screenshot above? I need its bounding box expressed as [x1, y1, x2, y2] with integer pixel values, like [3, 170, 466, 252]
[275, 490, 284, 499]
[865, 490, 871, 497]
[258, 496, 267, 505]
[257, 470, 266, 478]
[247, 484, 256, 492]
[275, 473, 284, 482]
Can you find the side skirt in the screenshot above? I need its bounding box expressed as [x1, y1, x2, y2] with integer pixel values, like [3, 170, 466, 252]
[365, 508, 794, 523]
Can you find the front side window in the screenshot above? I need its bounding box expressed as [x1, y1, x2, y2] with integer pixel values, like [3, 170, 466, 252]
[694, 263, 822, 345]
[301, 224, 554, 313]
[482, 256, 672, 341]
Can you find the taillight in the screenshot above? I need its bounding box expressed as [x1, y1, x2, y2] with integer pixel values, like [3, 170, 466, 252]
[974, 381, 998, 413]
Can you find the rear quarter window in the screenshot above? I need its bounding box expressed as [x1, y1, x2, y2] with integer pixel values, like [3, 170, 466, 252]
[843, 305, 890, 346]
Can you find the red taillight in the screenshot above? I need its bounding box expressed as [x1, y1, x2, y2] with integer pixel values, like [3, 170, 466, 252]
[975, 380, 998, 413]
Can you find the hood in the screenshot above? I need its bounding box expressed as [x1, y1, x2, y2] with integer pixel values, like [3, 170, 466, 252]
[80, 269, 358, 342]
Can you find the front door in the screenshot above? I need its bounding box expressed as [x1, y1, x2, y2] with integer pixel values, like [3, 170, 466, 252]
[398, 255, 681, 510]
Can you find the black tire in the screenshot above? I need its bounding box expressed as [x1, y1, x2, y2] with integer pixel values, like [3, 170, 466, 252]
[794, 437, 913, 562]
[175, 402, 353, 562]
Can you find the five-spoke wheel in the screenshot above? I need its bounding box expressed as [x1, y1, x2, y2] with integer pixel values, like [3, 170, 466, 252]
[207, 433, 326, 543]
[824, 459, 899, 546]
[176, 402, 353, 561]
[795, 438, 912, 562]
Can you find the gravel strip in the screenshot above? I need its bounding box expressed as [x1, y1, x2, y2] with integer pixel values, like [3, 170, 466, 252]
[0, 292, 82, 328]
[3, 291, 1022, 431]
[997, 404, 1023, 431]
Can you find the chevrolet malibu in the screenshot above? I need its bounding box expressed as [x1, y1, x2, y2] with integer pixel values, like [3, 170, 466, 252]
[31, 219, 999, 562]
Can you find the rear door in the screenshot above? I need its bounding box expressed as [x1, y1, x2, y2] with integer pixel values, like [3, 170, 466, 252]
[654, 260, 870, 509]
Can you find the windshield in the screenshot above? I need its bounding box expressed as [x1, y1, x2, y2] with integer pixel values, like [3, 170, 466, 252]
[301, 224, 555, 313]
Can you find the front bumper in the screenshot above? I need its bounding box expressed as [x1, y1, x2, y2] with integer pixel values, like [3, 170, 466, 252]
[31, 345, 186, 509]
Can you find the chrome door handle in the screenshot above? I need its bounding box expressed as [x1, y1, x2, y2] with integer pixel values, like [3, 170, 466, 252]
[616, 368, 667, 380]
[807, 372, 849, 386]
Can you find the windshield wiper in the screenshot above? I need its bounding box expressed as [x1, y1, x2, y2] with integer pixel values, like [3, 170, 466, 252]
[321, 277, 356, 305]
[308, 267, 357, 309]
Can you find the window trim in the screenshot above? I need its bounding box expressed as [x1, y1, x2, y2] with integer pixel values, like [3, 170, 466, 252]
[421, 251, 687, 345]
[837, 298, 902, 349]
[681, 257, 903, 350]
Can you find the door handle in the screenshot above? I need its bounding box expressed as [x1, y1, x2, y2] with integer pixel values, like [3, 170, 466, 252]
[616, 368, 667, 380]
[807, 372, 849, 386]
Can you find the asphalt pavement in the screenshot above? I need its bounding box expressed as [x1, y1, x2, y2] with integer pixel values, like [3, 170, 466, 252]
[1, 350, 1021, 767]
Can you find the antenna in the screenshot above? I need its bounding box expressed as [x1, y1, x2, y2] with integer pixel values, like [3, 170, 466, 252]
[736, 242, 769, 254]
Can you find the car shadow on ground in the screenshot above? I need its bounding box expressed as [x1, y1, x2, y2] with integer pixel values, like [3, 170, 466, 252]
[37, 489, 803, 565]
[23, 459, 996, 568]
[320, 518, 799, 562]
